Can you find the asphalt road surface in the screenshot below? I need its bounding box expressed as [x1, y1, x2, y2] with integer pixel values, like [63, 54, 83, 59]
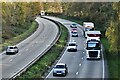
[0, 17, 59, 79]
[44, 16, 107, 79]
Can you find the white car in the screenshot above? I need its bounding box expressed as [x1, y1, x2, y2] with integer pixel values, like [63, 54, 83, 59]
[6, 46, 19, 55]
[67, 41, 77, 52]
[70, 24, 77, 28]
[71, 31, 78, 37]
[53, 63, 68, 76]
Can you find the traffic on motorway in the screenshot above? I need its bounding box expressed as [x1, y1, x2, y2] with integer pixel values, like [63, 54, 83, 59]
[2, 15, 105, 79]
[50, 22, 102, 77]
[1, 17, 59, 78]
[44, 16, 104, 78]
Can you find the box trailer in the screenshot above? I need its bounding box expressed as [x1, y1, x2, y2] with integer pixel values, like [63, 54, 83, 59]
[83, 22, 94, 38]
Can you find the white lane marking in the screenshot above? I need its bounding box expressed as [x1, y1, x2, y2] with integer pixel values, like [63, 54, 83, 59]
[26, 49, 28, 51]
[82, 57, 83, 59]
[18, 53, 21, 56]
[102, 46, 105, 79]
[45, 19, 83, 79]
[79, 64, 81, 67]
[46, 49, 68, 78]
[9, 59, 13, 62]
[76, 72, 79, 75]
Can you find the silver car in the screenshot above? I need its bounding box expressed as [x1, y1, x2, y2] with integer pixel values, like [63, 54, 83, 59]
[70, 24, 77, 28]
[6, 46, 19, 55]
[71, 31, 78, 37]
[67, 41, 77, 52]
[53, 63, 68, 76]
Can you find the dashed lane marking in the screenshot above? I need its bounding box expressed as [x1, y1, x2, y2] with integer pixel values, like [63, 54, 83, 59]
[76, 72, 79, 75]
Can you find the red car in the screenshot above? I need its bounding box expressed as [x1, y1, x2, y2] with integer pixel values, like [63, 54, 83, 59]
[71, 28, 77, 33]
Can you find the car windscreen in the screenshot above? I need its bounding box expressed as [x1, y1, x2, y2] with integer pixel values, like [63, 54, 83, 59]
[9, 47, 14, 49]
[55, 65, 65, 68]
[87, 42, 100, 50]
[72, 24, 76, 25]
[72, 32, 77, 34]
[85, 28, 94, 31]
[69, 43, 76, 46]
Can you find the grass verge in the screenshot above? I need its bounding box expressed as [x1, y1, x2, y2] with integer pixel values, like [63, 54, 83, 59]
[101, 38, 119, 79]
[57, 15, 83, 25]
[17, 22, 68, 79]
[1, 21, 38, 51]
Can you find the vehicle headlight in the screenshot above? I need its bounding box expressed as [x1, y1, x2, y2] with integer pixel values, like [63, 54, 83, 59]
[62, 71, 65, 73]
[68, 47, 70, 49]
[53, 70, 56, 73]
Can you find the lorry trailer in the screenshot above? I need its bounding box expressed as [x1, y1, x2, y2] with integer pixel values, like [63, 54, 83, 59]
[83, 22, 94, 38]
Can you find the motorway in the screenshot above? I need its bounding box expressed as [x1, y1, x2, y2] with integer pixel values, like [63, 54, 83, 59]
[0, 17, 59, 78]
[44, 16, 107, 79]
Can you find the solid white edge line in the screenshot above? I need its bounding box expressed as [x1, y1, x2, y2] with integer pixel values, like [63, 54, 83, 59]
[76, 72, 79, 75]
[102, 45, 105, 79]
[82, 57, 83, 59]
[45, 49, 68, 79]
[46, 22, 71, 79]
[79, 64, 81, 66]
[9, 59, 13, 62]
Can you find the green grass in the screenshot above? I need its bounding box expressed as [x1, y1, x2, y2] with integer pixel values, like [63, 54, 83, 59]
[57, 15, 83, 25]
[1, 21, 38, 51]
[101, 38, 119, 78]
[17, 22, 68, 79]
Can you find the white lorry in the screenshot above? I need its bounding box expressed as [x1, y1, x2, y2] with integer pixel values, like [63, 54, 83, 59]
[40, 10, 45, 16]
[86, 31, 101, 43]
[86, 31, 101, 39]
[83, 22, 94, 38]
[86, 40, 101, 60]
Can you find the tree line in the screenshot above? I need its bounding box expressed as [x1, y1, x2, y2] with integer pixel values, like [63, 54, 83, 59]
[2, 2, 120, 54]
[61, 2, 120, 54]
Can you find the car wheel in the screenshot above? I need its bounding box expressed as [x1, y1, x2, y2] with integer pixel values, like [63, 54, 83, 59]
[16, 50, 19, 53]
[75, 49, 77, 52]
[87, 58, 90, 60]
[6, 52, 8, 55]
[67, 50, 70, 52]
[53, 73, 56, 76]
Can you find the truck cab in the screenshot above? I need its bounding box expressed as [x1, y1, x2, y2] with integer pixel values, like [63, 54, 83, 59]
[83, 22, 94, 38]
[86, 40, 101, 60]
[40, 10, 45, 16]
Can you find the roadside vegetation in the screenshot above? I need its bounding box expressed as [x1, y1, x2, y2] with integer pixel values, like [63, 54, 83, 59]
[1, 2, 41, 51]
[1, 21, 38, 51]
[54, 3, 119, 78]
[17, 22, 68, 79]
[2, 2, 119, 79]
[57, 15, 119, 78]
